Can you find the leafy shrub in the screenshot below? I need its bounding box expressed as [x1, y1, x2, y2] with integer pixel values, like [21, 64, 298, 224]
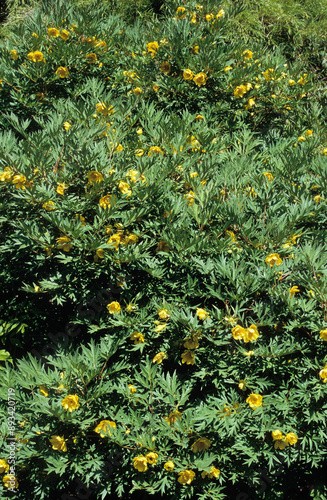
[1, 0, 327, 499]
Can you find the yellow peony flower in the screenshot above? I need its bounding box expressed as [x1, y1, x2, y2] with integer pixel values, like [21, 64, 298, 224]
[319, 329, 327, 341]
[99, 194, 112, 209]
[274, 439, 289, 450]
[183, 336, 199, 349]
[216, 9, 225, 18]
[118, 181, 131, 195]
[176, 6, 186, 19]
[184, 190, 195, 205]
[160, 61, 171, 74]
[201, 466, 220, 479]
[13, 174, 27, 189]
[154, 323, 167, 332]
[86, 53, 97, 62]
[243, 324, 259, 343]
[55, 66, 69, 78]
[263, 68, 274, 81]
[242, 49, 253, 59]
[234, 85, 247, 98]
[130, 332, 145, 344]
[63, 121, 71, 131]
[153, 352, 167, 364]
[61, 394, 79, 412]
[49, 435, 67, 452]
[193, 72, 207, 87]
[158, 308, 170, 320]
[245, 98, 255, 110]
[153, 84, 160, 92]
[146, 41, 159, 55]
[10, 49, 18, 60]
[224, 65, 233, 73]
[265, 253, 283, 267]
[205, 14, 214, 22]
[145, 452, 158, 464]
[133, 87, 142, 95]
[246, 393, 263, 409]
[181, 350, 195, 365]
[319, 366, 327, 382]
[232, 325, 246, 340]
[94, 420, 116, 437]
[196, 308, 209, 320]
[263, 172, 274, 182]
[289, 286, 300, 298]
[164, 410, 182, 426]
[39, 385, 48, 397]
[3, 475, 18, 489]
[48, 28, 60, 37]
[57, 236, 73, 252]
[164, 461, 175, 471]
[285, 433, 297, 445]
[128, 384, 137, 394]
[107, 301, 121, 314]
[42, 201, 56, 211]
[0, 459, 9, 474]
[288, 79, 296, 85]
[87, 170, 103, 184]
[272, 430, 283, 441]
[60, 29, 69, 40]
[148, 146, 164, 155]
[183, 68, 194, 81]
[191, 437, 211, 453]
[57, 182, 68, 195]
[178, 470, 196, 485]
[133, 456, 148, 471]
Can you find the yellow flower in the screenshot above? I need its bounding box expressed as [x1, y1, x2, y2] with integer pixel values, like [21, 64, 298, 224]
[289, 286, 300, 297]
[39, 385, 48, 397]
[193, 72, 207, 87]
[107, 301, 121, 314]
[55, 66, 69, 78]
[234, 85, 247, 98]
[164, 461, 175, 471]
[298, 136, 305, 142]
[195, 114, 203, 120]
[183, 68, 194, 81]
[3, 475, 18, 489]
[32, 32, 39, 38]
[153, 352, 167, 364]
[274, 439, 289, 450]
[154, 323, 167, 332]
[108, 234, 121, 250]
[95, 248, 104, 260]
[133, 87, 142, 95]
[242, 50, 253, 59]
[319, 366, 327, 382]
[314, 195, 322, 204]
[160, 61, 171, 74]
[304, 129, 313, 136]
[153, 84, 160, 92]
[57, 182, 68, 195]
[87, 170, 103, 184]
[63, 121, 71, 131]
[184, 336, 199, 349]
[272, 430, 284, 441]
[99, 194, 112, 209]
[191, 437, 211, 453]
[146, 41, 159, 55]
[285, 433, 297, 445]
[60, 29, 69, 40]
[128, 384, 137, 394]
[201, 466, 220, 479]
[164, 410, 182, 426]
[133, 456, 148, 472]
[145, 452, 158, 464]
[289, 79, 296, 85]
[0, 169, 13, 182]
[193, 45, 199, 54]
[118, 181, 131, 196]
[196, 308, 209, 320]
[319, 329, 327, 341]
[49, 435, 67, 452]
[176, 6, 186, 19]
[94, 420, 116, 437]
[232, 325, 247, 340]
[135, 148, 144, 157]
[10, 49, 18, 60]
[184, 190, 195, 205]
[13, 174, 27, 189]
[42, 200, 56, 211]
[148, 146, 164, 155]
[48, 27, 60, 37]
[206, 13, 214, 22]
[86, 53, 97, 62]
[246, 393, 262, 409]
[216, 9, 225, 18]
[61, 394, 79, 412]
[265, 253, 283, 267]
[158, 308, 170, 320]
[136, 127, 143, 136]
[130, 332, 145, 344]
[263, 68, 274, 81]
[181, 350, 195, 365]
[0, 460, 9, 474]
[245, 98, 255, 110]
[178, 470, 196, 485]
[243, 324, 259, 343]
[263, 172, 274, 182]
[224, 65, 233, 73]
[57, 236, 72, 252]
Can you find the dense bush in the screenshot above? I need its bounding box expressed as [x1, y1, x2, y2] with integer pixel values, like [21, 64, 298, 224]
[1, 0, 327, 499]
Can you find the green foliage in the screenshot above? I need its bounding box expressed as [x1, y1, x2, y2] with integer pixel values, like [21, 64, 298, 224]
[1, 0, 327, 499]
